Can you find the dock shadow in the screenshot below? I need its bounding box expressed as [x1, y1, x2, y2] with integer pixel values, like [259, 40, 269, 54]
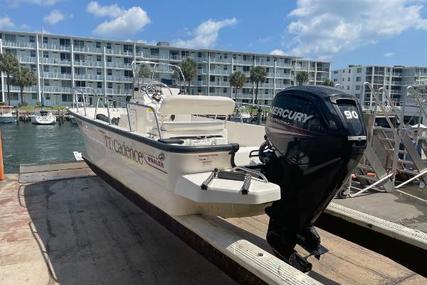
[23, 176, 237, 285]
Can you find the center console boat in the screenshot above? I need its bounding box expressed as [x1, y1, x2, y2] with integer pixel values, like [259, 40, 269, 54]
[68, 61, 367, 271]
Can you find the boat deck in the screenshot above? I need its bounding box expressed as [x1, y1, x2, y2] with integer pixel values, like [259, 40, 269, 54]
[0, 162, 426, 284]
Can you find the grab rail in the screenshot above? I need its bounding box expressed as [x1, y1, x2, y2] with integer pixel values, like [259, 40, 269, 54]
[72, 87, 163, 139]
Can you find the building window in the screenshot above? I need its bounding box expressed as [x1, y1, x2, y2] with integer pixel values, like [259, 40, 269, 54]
[43, 51, 49, 58]
[355, 85, 361, 90]
[265, 89, 269, 94]
[29, 36, 35, 43]
[45, 94, 50, 100]
[97, 82, 102, 88]
[124, 70, 132, 77]
[43, 37, 48, 44]
[124, 57, 131, 64]
[107, 69, 112, 75]
[224, 76, 228, 82]
[198, 52, 202, 58]
[60, 38, 70, 47]
[62, 94, 72, 102]
[243, 66, 250, 72]
[97, 69, 101, 75]
[150, 48, 159, 56]
[357, 68, 362, 73]
[210, 76, 215, 82]
[30, 50, 36, 57]
[60, 53, 70, 60]
[96, 42, 101, 48]
[347, 77, 350, 81]
[32, 94, 37, 100]
[43, 65, 49, 72]
[209, 87, 215, 93]
[223, 88, 227, 93]
[197, 75, 202, 81]
[356, 76, 361, 82]
[107, 56, 112, 62]
[108, 82, 112, 88]
[96, 55, 101, 62]
[106, 43, 111, 49]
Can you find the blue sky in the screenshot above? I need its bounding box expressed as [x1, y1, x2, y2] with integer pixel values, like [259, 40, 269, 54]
[2, 0, 427, 69]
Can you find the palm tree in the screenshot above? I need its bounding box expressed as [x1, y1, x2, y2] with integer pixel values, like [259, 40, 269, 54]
[179, 58, 197, 94]
[250, 66, 267, 104]
[0, 52, 19, 105]
[322, 79, 334, 87]
[13, 67, 37, 105]
[230, 71, 245, 101]
[296, 71, 309, 86]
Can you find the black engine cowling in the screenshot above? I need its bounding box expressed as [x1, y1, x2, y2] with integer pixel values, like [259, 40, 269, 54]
[261, 86, 367, 271]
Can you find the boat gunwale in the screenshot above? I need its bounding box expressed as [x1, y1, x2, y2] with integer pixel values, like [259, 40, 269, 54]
[70, 109, 240, 154]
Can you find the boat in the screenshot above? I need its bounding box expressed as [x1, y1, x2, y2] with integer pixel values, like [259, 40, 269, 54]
[68, 61, 367, 272]
[0, 105, 17, 124]
[31, 110, 56, 125]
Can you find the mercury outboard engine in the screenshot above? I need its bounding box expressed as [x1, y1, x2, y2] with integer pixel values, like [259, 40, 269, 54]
[260, 86, 367, 272]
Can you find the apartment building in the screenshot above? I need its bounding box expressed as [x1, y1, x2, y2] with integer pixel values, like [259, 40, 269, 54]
[332, 65, 427, 107]
[0, 30, 330, 106]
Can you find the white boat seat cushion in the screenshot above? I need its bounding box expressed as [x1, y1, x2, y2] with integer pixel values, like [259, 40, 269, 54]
[159, 95, 235, 115]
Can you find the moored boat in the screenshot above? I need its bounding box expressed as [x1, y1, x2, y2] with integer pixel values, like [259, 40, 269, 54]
[0, 105, 17, 124]
[31, 110, 56, 125]
[68, 61, 367, 272]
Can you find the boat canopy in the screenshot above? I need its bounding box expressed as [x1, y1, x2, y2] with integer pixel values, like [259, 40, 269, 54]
[158, 95, 235, 115]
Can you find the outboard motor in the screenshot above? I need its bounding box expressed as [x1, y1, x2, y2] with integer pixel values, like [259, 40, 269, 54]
[260, 86, 367, 272]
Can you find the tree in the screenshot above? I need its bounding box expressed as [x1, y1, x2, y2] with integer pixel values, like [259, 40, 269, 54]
[296, 71, 309, 86]
[0, 52, 19, 105]
[250, 66, 267, 104]
[230, 71, 245, 101]
[138, 64, 153, 79]
[13, 67, 37, 104]
[322, 79, 334, 87]
[179, 58, 197, 94]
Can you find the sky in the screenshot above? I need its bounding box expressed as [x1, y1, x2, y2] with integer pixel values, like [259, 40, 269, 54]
[1, 0, 427, 69]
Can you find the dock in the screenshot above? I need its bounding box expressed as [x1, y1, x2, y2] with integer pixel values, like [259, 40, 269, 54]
[1, 162, 426, 284]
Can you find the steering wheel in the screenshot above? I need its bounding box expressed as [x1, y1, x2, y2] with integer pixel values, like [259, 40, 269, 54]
[144, 80, 173, 102]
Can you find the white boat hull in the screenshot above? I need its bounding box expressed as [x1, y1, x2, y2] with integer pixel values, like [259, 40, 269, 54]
[31, 115, 56, 125]
[72, 110, 277, 217]
[0, 115, 17, 124]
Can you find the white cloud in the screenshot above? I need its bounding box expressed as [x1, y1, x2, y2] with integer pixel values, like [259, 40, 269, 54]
[173, 18, 237, 49]
[93, 7, 150, 37]
[87, 1, 124, 18]
[44, 10, 68, 25]
[7, 0, 60, 7]
[0, 17, 15, 29]
[270, 49, 286, 56]
[88, 3, 150, 37]
[286, 0, 427, 58]
[384, 52, 395, 57]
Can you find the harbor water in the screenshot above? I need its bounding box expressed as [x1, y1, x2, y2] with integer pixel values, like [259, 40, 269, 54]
[0, 122, 85, 173]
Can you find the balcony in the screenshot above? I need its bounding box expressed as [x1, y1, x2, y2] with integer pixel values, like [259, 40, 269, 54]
[42, 86, 73, 93]
[42, 44, 70, 51]
[17, 56, 37, 64]
[105, 88, 131, 95]
[105, 49, 133, 56]
[210, 57, 231, 64]
[233, 59, 253, 65]
[210, 69, 231, 76]
[106, 62, 132, 69]
[43, 58, 71, 65]
[74, 60, 103, 67]
[10, 86, 38, 92]
[73, 46, 102, 53]
[42, 72, 71, 80]
[106, 76, 132, 82]
[3, 41, 36, 49]
[74, 74, 104, 81]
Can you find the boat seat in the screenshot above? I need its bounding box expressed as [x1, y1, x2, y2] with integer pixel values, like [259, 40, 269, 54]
[152, 95, 234, 140]
[158, 95, 235, 116]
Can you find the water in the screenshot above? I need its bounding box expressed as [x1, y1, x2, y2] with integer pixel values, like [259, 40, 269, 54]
[0, 122, 85, 173]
